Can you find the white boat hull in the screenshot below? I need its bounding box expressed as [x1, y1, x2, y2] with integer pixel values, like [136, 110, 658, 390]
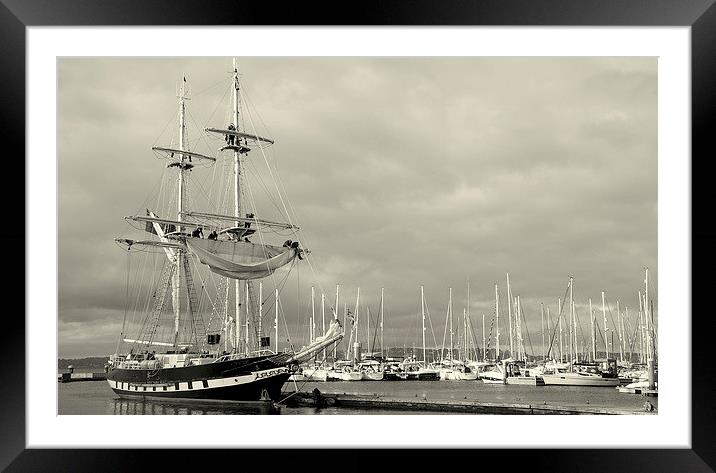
[542, 373, 620, 387]
[340, 371, 363, 381]
[361, 371, 384, 381]
[301, 368, 328, 382]
[505, 376, 544, 386]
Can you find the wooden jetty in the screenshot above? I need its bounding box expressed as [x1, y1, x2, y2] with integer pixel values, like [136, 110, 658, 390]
[280, 390, 656, 415]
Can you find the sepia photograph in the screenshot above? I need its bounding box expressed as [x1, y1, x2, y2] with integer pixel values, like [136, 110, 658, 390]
[57, 56, 658, 416]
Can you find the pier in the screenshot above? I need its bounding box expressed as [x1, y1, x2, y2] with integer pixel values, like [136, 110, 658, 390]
[280, 389, 655, 415]
[58, 372, 107, 383]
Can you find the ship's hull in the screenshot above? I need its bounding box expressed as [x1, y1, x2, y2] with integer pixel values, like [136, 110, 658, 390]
[107, 355, 291, 401]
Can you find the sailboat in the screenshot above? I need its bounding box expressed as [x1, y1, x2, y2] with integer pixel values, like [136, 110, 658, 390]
[106, 60, 344, 401]
[541, 279, 619, 387]
[400, 286, 440, 380]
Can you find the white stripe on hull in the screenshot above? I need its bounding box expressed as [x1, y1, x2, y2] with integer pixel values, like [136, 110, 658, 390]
[107, 366, 289, 394]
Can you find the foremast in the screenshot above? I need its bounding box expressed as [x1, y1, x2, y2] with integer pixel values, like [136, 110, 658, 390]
[173, 78, 187, 349]
[231, 60, 245, 355]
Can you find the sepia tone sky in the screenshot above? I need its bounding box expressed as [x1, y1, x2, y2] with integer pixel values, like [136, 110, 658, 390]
[58, 57, 657, 358]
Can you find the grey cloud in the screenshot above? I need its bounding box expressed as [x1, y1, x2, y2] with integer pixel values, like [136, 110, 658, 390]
[58, 57, 656, 358]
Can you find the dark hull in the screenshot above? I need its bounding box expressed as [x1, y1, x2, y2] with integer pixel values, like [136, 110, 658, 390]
[406, 372, 441, 381]
[107, 354, 291, 402]
[383, 372, 408, 381]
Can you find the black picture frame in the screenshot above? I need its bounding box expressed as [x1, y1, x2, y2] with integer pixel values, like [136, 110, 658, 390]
[4, 0, 714, 470]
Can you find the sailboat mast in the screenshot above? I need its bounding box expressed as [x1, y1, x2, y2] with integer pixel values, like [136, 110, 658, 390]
[494, 283, 500, 361]
[558, 297, 563, 363]
[311, 286, 315, 344]
[617, 299, 623, 363]
[421, 285, 426, 364]
[274, 288, 279, 353]
[589, 298, 595, 361]
[466, 281, 470, 361]
[506, 273, 513, 358]
[334, 284, 339, 361]
[482, 313, 486, 362]
[448, 288, 454, 361]
[540, 302, 545, 362]
[380, 288, 384, 359]
[321, 292, 326, 362]
[546, 306, 552, 360]
[602, 291, 608, 360]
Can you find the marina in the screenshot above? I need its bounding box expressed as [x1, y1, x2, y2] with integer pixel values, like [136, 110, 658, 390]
[57, 57, 658, 416]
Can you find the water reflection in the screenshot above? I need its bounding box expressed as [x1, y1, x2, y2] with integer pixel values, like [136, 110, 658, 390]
[109, 396, 281, 415]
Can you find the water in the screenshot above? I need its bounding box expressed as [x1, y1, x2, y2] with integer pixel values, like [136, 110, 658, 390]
[58, 379, 656, 415]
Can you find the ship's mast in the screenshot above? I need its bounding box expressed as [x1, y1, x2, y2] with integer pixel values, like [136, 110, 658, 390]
[590, 298, 595, 361]
[540, 302, 545, 362]
[482, 313, 486, 362]
[569, 276, 574, 363]
[380, 288, 385, 359]
[448, 287, 454, 362]
[274, 288, 279, 353]
[420, 285, 426, 365]
[321, 292, 326, 362]
[602, 290, 608, 359]
[494, 283, 500, 361]
[558, 297, 563, 363]
[506, 273, 513, 358]
[172, 77, 188, 349]
[231, 59, 244, 354]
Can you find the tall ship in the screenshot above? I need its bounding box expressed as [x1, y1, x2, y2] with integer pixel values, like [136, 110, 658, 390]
[106, 60, 344, 401]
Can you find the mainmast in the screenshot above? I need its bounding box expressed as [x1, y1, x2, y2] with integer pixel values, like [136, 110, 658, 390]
[231, 59, 244, 354]
[172, 77, 188, 349]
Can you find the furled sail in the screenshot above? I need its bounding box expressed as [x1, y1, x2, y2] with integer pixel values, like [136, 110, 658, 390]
[186, 238, 298, 280]
[286, 319, 344, 364]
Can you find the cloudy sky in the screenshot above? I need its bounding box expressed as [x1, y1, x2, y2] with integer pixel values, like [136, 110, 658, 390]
[58, 57, 657, 358]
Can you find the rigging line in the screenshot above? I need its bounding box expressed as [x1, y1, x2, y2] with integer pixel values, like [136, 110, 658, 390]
[205, 80, 232, 135]
[244, 161, 288, 218]
[519, 303, 535, 358]
[188, 254, 219, 320]
[242, 161, 291, 338]
[186, 109, 217, 163]
[440, 296, 449, 361]
[116, 248, 132, 355]
[545, 281, 571, 360]
[152, 109, 179, 148]
[238, 92, 326, 349]
[423, 292, 439, 354]
[193, 76, 231, 97]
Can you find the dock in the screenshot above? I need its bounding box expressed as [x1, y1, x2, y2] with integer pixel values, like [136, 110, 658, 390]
[58, 372, 107, 383]
[280, 390, 656, 415]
